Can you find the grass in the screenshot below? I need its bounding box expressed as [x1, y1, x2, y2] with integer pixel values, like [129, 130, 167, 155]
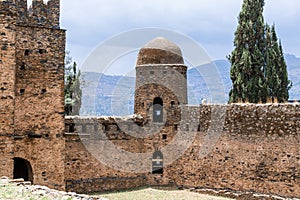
[97, 188, 235, 200]
[0, 183, 70, 200]
[0, 183, 235, 200]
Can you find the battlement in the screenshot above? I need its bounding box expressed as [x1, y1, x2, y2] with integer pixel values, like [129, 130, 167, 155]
[0, 0, 60, 28]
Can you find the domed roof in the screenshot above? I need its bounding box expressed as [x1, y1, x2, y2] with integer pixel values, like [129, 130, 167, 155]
[136, 37, 184, 65]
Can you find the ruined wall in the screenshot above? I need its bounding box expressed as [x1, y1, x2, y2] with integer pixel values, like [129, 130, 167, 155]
[65, 104, 300, 198]
[0, 0, 66, 190]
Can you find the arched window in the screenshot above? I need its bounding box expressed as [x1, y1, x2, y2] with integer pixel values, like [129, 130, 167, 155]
[153, 97, 163, 123]
[13, 157, 33, 182]
[152, 151, 163, 174]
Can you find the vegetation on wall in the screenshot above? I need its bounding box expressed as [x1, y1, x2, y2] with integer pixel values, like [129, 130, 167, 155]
[228, 0, 292, 103]
[64, 51, 82, 115]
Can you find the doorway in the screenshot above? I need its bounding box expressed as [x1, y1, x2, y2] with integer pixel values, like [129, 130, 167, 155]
[13, 157, 33, 182]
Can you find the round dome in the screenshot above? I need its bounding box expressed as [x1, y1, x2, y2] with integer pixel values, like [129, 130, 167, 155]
[136, 37, 184, 65]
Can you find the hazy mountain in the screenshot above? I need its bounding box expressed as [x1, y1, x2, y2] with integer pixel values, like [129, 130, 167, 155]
[80, 55, 300, 116]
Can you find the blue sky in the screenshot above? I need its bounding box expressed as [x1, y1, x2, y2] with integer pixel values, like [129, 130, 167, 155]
[31, 0, 300, 74]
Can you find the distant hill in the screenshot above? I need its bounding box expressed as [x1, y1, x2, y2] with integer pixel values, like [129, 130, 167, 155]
[80, 55, 300, 116]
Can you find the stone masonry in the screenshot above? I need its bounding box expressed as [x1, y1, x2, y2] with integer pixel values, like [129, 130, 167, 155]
[64, 104, 300, 197]
[0, 1, 299, 198]
[0, 0, 65, 190]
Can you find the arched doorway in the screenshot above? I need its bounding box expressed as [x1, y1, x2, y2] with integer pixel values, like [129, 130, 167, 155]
[153, 97, 163, 123]
[152, 151, 163, 174]
[13, 157, 33, 182]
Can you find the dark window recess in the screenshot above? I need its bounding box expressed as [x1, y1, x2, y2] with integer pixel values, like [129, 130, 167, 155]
[1, 45, 7, 50]
[170, 101, 176, 108]
[197, 124, 201, 132]
[69, 124, 75, 133]
[104, 124, 109, 131]
[153, 97, 163, 123]
[41, 89, 46, 94]
[152, 151, 164, 174]
[39, 49, 46, 54]
[20, 63, 26, 70]
[24, 49, 30, 56]
[162, 134, 167, 140]
[1, 32, 6, 36]
[20, 89, 25, 95]
[174, 124, 178, 131]
[40, 60, 47, 64]
[27, 132, 42, 138]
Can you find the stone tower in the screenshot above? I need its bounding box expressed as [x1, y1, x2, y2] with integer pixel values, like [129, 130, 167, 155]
[134, 37, 188, 124]
[0, 0, 66, 190]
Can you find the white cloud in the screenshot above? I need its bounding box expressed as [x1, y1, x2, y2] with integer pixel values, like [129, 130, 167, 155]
[61, 0, 300, 71]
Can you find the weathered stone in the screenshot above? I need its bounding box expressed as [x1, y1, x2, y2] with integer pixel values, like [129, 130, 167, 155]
[0, 0, 65, 191]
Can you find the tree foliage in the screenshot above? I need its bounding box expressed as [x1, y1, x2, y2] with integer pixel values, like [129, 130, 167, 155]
[229, 0, 291, 103]
[64, 51, 82, 115]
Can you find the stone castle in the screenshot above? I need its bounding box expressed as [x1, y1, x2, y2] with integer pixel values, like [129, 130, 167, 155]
[0, 0, 300, 198]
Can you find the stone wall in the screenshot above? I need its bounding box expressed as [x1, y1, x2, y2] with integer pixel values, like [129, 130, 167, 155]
[64, 104, 300, 198]
[0, 0, 66, 191]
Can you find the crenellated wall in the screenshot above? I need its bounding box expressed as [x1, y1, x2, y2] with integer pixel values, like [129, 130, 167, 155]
[0, 0, 60, 28]
[64, 104, 300, 198]
[0, 0, 66, 191]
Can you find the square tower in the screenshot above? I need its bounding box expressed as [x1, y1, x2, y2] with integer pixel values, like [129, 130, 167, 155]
[0, 0, 66, 190]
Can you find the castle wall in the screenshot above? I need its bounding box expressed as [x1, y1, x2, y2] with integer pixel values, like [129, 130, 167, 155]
[0, 1, 18, 136]
[0, 0, 66, 191]
[64, 104, 300, 198]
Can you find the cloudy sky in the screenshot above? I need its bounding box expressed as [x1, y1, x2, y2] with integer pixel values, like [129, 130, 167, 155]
[44, 0, 300, 74]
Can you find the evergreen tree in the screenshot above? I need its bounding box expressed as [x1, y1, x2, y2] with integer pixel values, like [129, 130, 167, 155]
[264, 24, 279, 102]
[277, 40, 292, 102]
[229, 0, 266, 103]
[229, 0, 291, 103]
[64, 52, 82, 115]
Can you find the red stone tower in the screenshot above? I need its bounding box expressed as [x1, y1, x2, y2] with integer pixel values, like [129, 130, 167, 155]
[134, 37, 188, 125]
[0, 0, 66, 190]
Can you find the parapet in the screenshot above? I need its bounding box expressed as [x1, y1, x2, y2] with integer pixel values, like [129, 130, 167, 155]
[0, 0, 60, 28]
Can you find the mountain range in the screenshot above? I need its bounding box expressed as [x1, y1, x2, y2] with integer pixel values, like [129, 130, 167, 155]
[80, 54, 300, 116]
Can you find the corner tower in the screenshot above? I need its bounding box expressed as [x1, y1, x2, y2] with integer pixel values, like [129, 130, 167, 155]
[0, 0, 66, 190]
[134, 37, 188, 124]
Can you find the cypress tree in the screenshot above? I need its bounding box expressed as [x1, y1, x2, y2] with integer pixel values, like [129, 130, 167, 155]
[229, 0, 291, 103]
[277, 40, 292, 102]
[65, 53, 82, 116]
[264, 24, 279, 102]
[229, 0, 266, 103]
